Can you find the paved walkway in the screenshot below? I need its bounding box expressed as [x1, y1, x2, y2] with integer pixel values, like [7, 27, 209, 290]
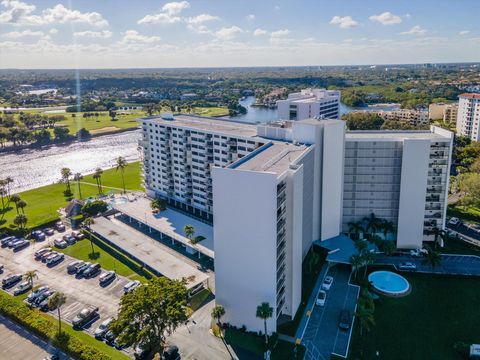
[376, 253, 480, 276]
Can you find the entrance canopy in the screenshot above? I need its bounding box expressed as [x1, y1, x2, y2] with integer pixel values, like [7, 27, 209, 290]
[314, 234, 376, 264]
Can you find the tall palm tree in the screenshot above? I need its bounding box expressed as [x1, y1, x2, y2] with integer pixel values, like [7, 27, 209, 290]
[362, 213, 382, 238]
[61, 168, 72, 193]
[4, 176, 13, 201]
[48, 292, 66, 334]
[422, 245, 442, 270]
[361, 251, 377, 279]
[430, 227, 446, 249]
[73, 173, 83, 199]
[211, 305, 226, 336]
[355, 303, 375, 336]
[24, 270, 38, 287]
[381, 220, 395, 240]
[10, 194, 21, 214]
[93, 167, 104, 194]
[115, 157, 127, 194]
[347, 221, 364, 241]
[17, 199, 27, 214]
[256, 302, 273, 345]
[13, 214, 27, 229]
[350, 254, 362, 280]
[183, 224, 195, 241]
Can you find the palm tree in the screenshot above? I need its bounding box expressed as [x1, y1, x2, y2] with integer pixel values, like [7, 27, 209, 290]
[361, 251, 377, 279]
[362, 213, 382, 238]
[430, 227, 446, 249]
[355, 302, 375, 336]
[381, 220, 395, 240]
[183, 224, 195, 241]
[211, 305, 226, 336]
[17, 199, 27, 214]
[422, 245, 442, 270]
[347, 221, 364, 241]
[350, 254, 362, 280]
[306, 250, 321, 272]
[73, 173, 83, 199]
[93, 168, 104, 194]
[4, 176, 13, 201]
[48, 292, 66, 334]
[13, 214, 27, 229]
[61, 168, 72, 193]
[150, 198, 167, 213]
[10, 193, 21, 214]
[115, 157, 127, 194]
[83, 216, 94, 228]
[256, 302, 273, 345]
[24, 270, 38, 287]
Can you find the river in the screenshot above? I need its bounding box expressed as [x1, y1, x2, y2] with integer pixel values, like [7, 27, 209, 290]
[0, 131, 141, 193]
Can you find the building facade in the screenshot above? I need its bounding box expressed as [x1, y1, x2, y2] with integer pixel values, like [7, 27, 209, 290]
[429, 103, 458, 123]
[277, 88, 341, 121]
[456, 93, 480, 141]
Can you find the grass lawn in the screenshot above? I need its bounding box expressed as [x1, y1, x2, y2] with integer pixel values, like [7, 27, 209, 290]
[442, 236, 480, 256]
[192, 107, 229, 117]
[56, 111, 143, 135]
[348, 269, 480, 360]
[1, 162, 142, 230]
[448, 204, 480, 224]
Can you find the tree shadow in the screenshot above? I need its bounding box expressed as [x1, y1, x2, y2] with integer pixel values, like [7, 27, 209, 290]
[0, 206, 13, 214]
[88, 252, 100, 260]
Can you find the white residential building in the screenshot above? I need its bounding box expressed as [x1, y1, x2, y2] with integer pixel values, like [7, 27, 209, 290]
[139, 113, 452, 333]
[456, 93, 480, 141]
[277, 88, 341, 121]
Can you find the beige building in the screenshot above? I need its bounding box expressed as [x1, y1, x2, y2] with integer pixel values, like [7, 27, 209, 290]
[355, 109, 428, 126]
[429, 103, 458, 123]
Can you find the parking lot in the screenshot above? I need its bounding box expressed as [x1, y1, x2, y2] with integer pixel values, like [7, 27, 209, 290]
[302, 265, 359, 360]
[0, 234, 131, 336]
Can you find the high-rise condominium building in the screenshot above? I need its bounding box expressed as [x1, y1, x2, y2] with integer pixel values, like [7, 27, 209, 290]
[456, 93, 480, 141]
[139, 112, 452, 333]
[277, 88, 341, 121]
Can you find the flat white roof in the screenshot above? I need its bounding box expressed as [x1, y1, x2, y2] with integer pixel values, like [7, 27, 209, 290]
[111, 196, 214, 258]
[345, 130, 449, 141]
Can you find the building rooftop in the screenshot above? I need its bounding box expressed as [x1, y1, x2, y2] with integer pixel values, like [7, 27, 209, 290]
[459, 93, 480, 99]
[346, 129, 449, 141]
[234, 141, 309, 175]
[141, 114, 259, 138]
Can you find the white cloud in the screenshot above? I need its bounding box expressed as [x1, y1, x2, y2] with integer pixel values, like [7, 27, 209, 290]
[330, 16, 358, 29]
[405, 13, 412, 19]
[215, 26, 243, 40]
[246, 14, 255, 21]
[369, 12, 402, 25]
[274, 5, 280, 11]
[401, 25, 427, 36]
[2, 29, 44, 38]
[120, 30, 161, 43]
[0, 1, 108, 27]
[270, 29, 292, 45]
[74, 30, 112, 39]
[459, 30, 470, 36]
[49, 28, 57, 34]
[253, 28, 267, 36]
[138, 1, 190, 25]
[186, 13, 218, 24]
[270, 29, 290, 38]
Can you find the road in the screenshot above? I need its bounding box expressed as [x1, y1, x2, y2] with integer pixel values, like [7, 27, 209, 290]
[0, 314, 70, 359]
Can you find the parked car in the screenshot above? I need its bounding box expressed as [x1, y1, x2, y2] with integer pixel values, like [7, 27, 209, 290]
[13, 239, 30, 251]
[40, 251, 54, 262]
[7, 238, 22, 248]
[47, 253, 64, 266]
[27, 286, 50, 303]
[67, 260, 84, 274]
[35, 247, 52, 260]
[1, 236, 15, 247]
[32, 230, 46, 241]
[53, 238, 68, 249]
[39, 292, 57, 311]
[2, 274, 22, 288]
[321, 276, 334, 291]
[410, 249, 427, 258]
[44, 228, 55, 236]
[75, 262, 92, 277]
[42, 353, 60, 360]
[13, 281, 32, 295]
[104, 330, 118, 345]
[316, 290, 327, 306]
[71, 231, 85, 240]
[448, 217, 461, 227]
[399, 262, 417, 270]
[94, 317, 113, 339]
[338, 310, 352, 331]
[99, 271, 116, 286]
[63, 234, 76, 245]
[55, 221, 66, 232]
[33, 290, 53, 307]
[83, 263, 101, 278]
[124, 280, 141, 294]
[161, 345, 180, 360]
[72, 307, 99, 328]
[0, 264, 3, 273]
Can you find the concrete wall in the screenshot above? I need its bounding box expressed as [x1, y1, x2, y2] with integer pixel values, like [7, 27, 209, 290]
[397, 139, 430, 248]
[212, 167, 278, 333]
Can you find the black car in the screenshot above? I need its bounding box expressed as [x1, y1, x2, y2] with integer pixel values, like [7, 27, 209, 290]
[63, 234, 76, 245]
[75, 262, 91, 278]
[2, 274, 22, 289]
[32, 230, 46, 241]
[13, 239, 30, 251]
[1, 236, 14, 247]
[0, 264, 4, 273]
[99, 271, 116, 286]
[27, 286, 50, 303]
[33, 291, 53, 307]
[161, 345, 180, 360]
[83, 263, 101, 278]
[72, 307, 99, 328]
[338, 310, 352, 331]
[7, 238, 22, 248]
[104, 330, 118, 345]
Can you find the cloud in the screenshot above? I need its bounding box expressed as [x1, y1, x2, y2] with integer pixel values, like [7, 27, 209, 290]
[186, 13, 218, 24]
[270, 29, 290, 38]
[49, 28, 57, 34]
[330, 16, 358, 29]
[246, 14, 255, 21]
[401, 25, 426, 36]
[459, 30, 470, 36]
[369, 12, 402, 25]
[120, 30, 161, 43]
[0, 1, 108, 27]
[2, 29, 44, 38]
[253, 28, 267, 36]
[270, 29, 292, 45]
[74, 30, 112, 39]
[215, 26, 243, 40]
[138, 1, 190, 25]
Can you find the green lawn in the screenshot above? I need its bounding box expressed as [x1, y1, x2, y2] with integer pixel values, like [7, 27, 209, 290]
[348, 270, 480, 360]
[56, 111, 143, 135]
[1, 162, 142, 230]
[448, 204, 480, 224]
[192, 107, 229, 117]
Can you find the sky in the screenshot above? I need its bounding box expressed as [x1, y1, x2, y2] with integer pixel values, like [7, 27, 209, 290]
[0, 0, 479, 69]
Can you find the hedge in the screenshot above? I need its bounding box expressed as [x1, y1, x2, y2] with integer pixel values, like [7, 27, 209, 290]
[0, 291, 113, 360]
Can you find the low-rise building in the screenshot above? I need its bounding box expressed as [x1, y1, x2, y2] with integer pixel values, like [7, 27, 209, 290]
[277, 88, 341, 121]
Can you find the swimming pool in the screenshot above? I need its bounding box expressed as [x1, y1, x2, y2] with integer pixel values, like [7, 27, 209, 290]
[110, 197, 128, 205]
[368, 271, 411, 297]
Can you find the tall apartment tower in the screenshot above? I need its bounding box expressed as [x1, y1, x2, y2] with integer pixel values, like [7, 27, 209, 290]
[277, 88, 341, 121]
[457, 93, 480, 141]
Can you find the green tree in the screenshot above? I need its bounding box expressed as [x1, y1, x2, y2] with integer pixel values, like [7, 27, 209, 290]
[355, 295, 375, 336]
[211, 305, 226, 336]
[81, 200, 108, 216]
[48, 292, 66, 334]
[422, 245, 442, 269]
[116, 156, 127, 194]
[183, 224, 195, 240]
[151, 198, 167, 212]
[93, 167, 103, 194]
[347, 221, 364, 241]
[110, 277, 188, 355]
[24, 270, 38, 287]
[362, 213, 383, 238]
[61, 168, 72, 193]
[73, 172, 83, 199]
[13, 213, 27, 229]
[16, 199, 27, 214]
[10, 193, 21, 214]
[256, 302, 273, 345]
[343, 112, 384, 130]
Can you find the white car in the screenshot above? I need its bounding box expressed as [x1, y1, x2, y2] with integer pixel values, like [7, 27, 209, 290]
[123, 280, 141, 294]
[321, 276, 333, 291]
[316, 290, 327, 306]
[448, 217, 461, 226]
[399, 262, 417, 270]
[410, 249, 428, 257]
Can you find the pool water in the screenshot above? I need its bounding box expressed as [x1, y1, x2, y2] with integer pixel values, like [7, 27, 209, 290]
[368, 271, 410, 297]
[110, 197, 128, 205]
